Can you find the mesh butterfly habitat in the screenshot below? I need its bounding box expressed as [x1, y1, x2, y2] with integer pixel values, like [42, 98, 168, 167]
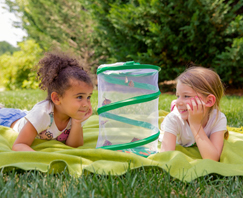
[96, 61, 161, 157]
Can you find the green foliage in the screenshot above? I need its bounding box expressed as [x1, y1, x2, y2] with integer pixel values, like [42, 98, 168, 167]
[0, 40, 42, 90]
[4, 0, 243, 86]
[214, 15, 243, 87]
[0, 41, 19, 55]
[89, 0, 243, 84]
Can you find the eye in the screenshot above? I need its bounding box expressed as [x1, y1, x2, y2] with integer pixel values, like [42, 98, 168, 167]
[185, 95, 190, 98]
[77, 96, 83, 99]
[176, 95, 179, 98]
[87, 96, 91, 100]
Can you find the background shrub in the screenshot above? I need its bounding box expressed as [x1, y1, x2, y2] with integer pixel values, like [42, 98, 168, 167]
[214, 15, 243, 87]
[89, 0, 243, 86]
[3, 0, 243, 88]
[0, 40, 42, 90]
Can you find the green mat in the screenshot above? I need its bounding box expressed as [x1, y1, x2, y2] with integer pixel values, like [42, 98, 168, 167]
[1, 110, 243, 182]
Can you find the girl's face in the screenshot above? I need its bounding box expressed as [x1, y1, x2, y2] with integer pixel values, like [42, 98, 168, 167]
[58, 79, 93, 121]
[175, 81, 206, 121]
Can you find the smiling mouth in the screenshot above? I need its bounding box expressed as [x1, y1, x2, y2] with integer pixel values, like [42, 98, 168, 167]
[179, 109, 188, 114]
[78, 110, 87, 113]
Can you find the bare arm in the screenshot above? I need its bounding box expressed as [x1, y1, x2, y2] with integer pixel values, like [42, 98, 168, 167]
[65, 119, 84, 147]
[65, 108, 92, 148]
[187, 96, 225, 161]
[190, 124, 224, 161]
[160, 132, 176, 152]
[12, 120, 37, 151]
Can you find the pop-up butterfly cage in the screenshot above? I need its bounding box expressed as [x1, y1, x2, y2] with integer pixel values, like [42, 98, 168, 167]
[96, 61, 161, 157]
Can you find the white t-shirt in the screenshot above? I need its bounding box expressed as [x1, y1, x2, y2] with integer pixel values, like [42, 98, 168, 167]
[159, 107, 227, 147]
[13, 100, 85, 142]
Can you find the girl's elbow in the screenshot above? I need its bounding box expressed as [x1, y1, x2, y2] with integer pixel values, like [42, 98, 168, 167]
[74, 142, 84, 148]
[79, 141, 84, 147]
[207, 156, 220, 161]
[207, 157, 220, 162]
[12, 143, 20, 151]
[202, 153, 221, 161]
[66, 140, 84, 148]
[12, 144, 17, 151]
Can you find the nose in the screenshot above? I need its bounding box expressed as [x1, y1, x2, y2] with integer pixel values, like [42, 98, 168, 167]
[176, 97, 183, 106]
[82, 99, 89, 108]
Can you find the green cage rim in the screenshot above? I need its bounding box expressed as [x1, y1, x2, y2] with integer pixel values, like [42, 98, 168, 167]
[97, 64, 161, 75]
[100, 74, 159, 91]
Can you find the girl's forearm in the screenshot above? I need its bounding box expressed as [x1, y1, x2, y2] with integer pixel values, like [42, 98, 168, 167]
[160, 132, 176, 152]
[12, 143, 35, 151]
[160, 141, 175, 152]
[191, 125, 221, 161]
[65, 123, 84, 147]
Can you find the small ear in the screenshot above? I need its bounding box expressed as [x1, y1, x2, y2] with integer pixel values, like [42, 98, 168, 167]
[205, 94, 216, 107]
[51, 92, 61, 105]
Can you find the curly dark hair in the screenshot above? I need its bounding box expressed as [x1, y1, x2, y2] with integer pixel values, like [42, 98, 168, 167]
[37, 51, 92, 101]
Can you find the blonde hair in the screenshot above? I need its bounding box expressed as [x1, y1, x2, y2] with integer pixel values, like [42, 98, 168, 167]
[177, 66, 228, 139]
[176, 66, 224, 113]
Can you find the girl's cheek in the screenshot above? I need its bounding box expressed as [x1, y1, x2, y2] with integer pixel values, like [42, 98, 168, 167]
[185, 98, 191, 102]
[185, 98, 191, 105]
[187, 100, 193, 110]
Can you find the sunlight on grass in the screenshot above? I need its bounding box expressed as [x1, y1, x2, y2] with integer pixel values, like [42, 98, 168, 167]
[220, 96, 243, 127]
[0, 89, 46, 110]
[0, 89, 99, 113]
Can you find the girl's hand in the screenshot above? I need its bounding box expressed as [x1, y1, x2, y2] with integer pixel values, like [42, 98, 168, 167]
[72, 108, 93, 124]
[186, 96, 206, 127]
[12, 121, 37, 152]
[84, 107, 93, 120]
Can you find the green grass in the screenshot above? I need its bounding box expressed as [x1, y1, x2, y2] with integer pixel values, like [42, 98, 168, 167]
[0, 89, 243, 197]
[1, 167, 243, 197]
[0, 89, 99, 114]
[1, 90, 241, 127]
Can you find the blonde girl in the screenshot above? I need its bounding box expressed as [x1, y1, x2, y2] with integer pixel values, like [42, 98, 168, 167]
[160, 66, 227, 161]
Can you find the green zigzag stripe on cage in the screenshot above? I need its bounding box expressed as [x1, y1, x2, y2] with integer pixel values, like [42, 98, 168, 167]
[97, 61, 161, 153]
[97, 91, 161, 115]
[98, 112, 160, 150]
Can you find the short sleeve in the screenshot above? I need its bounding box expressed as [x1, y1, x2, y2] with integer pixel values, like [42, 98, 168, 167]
[25, 100, 52, 133]
[211, 112, 227, 134]
[161, 112, 179, 136]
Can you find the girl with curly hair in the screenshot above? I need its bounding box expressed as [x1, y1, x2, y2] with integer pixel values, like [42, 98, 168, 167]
[0, 51, 93, 151]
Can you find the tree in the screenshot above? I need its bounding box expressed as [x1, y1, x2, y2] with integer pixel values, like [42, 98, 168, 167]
[4, 0, 243, 86]
[0, 41, 19, 55]
[4, 0, 98, 77]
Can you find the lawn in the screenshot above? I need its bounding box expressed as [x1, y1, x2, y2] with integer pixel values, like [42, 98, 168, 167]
[0, 89, 243, 197]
